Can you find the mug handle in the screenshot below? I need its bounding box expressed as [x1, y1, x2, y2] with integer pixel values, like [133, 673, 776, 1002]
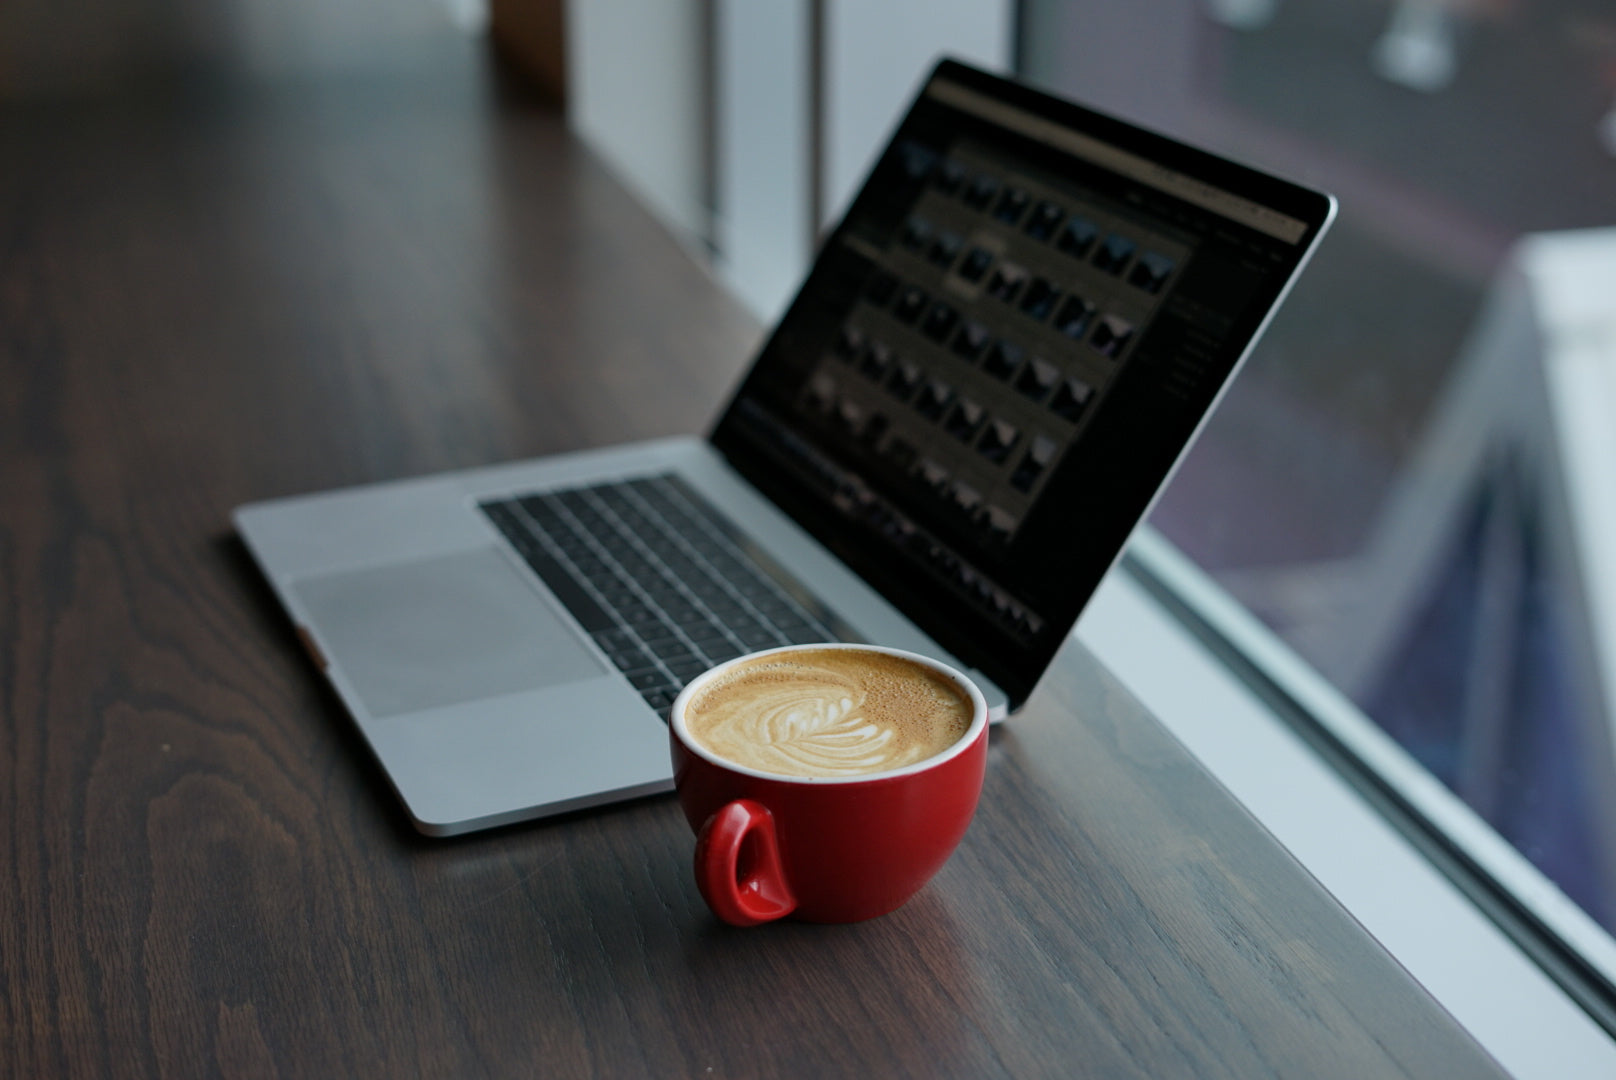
[694, 799, 798, 926]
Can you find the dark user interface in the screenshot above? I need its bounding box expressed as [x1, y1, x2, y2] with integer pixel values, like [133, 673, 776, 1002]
[713, 72, 1319, 702]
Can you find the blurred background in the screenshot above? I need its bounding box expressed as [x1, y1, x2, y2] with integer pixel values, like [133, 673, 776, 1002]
[1024, 0, 1616, 944]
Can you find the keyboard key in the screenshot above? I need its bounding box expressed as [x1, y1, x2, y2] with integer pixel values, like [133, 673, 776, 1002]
[686, 627, 733, 649]
[608, 648, 651, 671]
[641, 689, 677, 717]
[624, 607, 664, 628]
[771, 614, 812, 636]
[593, 628, 635, 651]
[738, 628, 784, 650]
[640, 633, 685, 655]
[627, 669, 671, 691]
[650, 641, 696, 665]
[667, 659, 711, 682]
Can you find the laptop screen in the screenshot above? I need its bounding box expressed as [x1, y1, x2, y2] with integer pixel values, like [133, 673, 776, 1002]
[711, 59, 1334, 707]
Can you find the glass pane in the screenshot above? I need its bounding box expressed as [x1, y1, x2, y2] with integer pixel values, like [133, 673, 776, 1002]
[1023, 0, 1616, 950]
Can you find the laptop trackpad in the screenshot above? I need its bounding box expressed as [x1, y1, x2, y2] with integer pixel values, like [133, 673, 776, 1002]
[291, 548, 608, 719]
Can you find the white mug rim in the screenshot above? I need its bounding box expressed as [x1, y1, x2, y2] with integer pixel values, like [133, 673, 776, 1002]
[669, 642, 990, 785]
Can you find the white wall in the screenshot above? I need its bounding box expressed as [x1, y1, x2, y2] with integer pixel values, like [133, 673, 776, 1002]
[713, 0, 813, 324]
[566, 0, 709, 245]
[821, 0, 1013, 229]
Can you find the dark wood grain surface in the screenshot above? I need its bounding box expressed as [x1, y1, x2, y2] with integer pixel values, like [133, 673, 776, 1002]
[0, 23, 1508, 1080]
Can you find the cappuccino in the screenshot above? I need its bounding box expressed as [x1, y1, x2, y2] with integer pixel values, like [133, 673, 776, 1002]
[683, 648, 973, 778]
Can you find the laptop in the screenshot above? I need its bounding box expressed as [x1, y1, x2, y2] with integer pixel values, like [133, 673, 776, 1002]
[235, 58, 1335, 836]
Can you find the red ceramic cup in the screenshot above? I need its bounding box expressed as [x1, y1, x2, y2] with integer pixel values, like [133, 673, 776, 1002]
[668, 643, 989, 925]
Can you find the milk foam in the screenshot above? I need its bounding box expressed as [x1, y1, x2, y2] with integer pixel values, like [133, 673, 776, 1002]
[685, 649, 972, 778]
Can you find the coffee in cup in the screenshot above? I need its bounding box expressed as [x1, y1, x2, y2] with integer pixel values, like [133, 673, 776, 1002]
[681, 647, 973, 779]
[670, 643, 989, 925]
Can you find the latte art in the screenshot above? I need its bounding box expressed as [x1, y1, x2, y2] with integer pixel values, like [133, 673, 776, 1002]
[684, 649, 973, 778]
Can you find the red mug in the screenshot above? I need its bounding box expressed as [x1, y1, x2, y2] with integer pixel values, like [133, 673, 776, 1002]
[669, 643, 989, 925]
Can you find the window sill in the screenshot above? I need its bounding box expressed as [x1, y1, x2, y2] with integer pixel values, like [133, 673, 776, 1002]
[1076, 526, 1616, 1078]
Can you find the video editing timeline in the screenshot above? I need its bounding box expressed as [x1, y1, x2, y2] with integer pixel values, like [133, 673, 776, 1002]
[799, 140, 1195, 547]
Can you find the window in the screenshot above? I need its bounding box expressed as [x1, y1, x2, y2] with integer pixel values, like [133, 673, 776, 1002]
[1023, 0, 1616, 1010]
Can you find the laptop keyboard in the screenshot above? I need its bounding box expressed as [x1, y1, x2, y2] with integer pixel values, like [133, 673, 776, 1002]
[480, 474, 852, 718]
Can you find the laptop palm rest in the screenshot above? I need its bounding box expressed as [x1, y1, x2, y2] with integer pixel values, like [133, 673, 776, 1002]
[292, 548, 609, 719]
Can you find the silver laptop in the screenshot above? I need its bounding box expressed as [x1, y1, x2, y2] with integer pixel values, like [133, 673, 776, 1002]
[235, 59, 1335, 835]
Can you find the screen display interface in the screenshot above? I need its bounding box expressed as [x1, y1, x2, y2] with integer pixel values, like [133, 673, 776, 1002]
[712, 63, 1332, 704]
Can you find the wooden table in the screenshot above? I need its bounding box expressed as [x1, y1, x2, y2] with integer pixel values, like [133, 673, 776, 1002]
[0, 36, 1507, 1080]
